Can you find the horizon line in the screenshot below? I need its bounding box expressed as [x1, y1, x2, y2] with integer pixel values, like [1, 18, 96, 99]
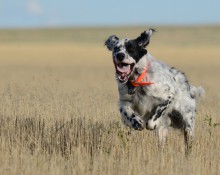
[0, 23, 220, 30]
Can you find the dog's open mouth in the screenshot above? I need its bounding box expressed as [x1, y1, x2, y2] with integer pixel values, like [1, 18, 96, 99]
[115, 62, 135, 83]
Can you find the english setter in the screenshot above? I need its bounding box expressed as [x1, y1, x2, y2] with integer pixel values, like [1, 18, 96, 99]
[105, 28, 204, 154]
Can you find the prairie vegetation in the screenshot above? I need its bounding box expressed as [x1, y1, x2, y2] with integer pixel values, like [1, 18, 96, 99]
[0, 26, 220, 175]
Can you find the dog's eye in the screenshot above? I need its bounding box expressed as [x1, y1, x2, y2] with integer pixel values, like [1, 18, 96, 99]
[114, 47, 120, 52]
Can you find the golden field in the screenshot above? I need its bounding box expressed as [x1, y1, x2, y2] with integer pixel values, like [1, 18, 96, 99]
[0, 26, 220, 175]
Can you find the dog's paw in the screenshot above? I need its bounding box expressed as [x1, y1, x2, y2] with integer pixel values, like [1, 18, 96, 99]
[132, 117, 144, 131]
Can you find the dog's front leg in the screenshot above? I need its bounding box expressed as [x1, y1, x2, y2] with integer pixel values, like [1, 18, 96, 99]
[119, 104, 144, 131]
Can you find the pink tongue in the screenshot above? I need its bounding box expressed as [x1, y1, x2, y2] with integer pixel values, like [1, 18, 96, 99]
[121, 73, 126, 78]
[117, 65, 130, 73]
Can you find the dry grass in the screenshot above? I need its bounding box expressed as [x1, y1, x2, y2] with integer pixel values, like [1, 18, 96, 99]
[0, 26, 220, 175]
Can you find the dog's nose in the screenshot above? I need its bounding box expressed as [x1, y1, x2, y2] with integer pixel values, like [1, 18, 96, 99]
[116, 53, 125, 62]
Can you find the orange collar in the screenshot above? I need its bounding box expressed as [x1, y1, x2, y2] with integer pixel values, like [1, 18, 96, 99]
[130, 64, 154, 87]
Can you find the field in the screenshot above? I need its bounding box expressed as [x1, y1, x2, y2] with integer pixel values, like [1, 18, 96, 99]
[0, 26, 220, 175]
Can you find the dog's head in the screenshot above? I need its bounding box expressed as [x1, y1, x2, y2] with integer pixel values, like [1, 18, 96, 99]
[105, 28, 155, 83]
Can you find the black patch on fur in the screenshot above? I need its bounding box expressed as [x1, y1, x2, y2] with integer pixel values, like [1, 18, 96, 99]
[113, 46, 120, 53]
[136, 29, 155, 47]
[126, 81, 136, 94]
[139, 87, 146, 96]
[131, 113, 135, 118]
[169, 110, 185, 129]
[148, 105, 158, 120]
[136, 32, 150, 47]
[132, 118, 143, 130]
[124, 112, 127, 116]
[125, 40, 147, 63]
[153, 106, 167, 121]
[120, 107, 122, 113]
[151, 100, 170, 121]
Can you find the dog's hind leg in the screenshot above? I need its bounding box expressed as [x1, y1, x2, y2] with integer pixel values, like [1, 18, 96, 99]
[183, 110, 196, 156]
[184, 125, 194, 156]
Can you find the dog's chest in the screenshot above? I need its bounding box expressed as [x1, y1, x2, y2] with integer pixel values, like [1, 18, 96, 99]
[132, 87, 154, 116]
[119, 84, 154, 116]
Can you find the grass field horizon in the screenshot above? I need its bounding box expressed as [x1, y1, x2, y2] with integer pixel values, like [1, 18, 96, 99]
[0, 26, 220, 175]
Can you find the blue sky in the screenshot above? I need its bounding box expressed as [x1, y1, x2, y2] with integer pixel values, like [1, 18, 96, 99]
[0, 0, 220, 28]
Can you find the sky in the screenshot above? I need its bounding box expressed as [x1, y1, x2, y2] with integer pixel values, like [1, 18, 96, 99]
[0, 0, 220, 28]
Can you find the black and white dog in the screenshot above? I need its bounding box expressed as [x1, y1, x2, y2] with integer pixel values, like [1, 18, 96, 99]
[105, 28, 204, 153]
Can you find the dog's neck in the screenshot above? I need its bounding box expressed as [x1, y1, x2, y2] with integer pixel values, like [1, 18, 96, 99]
[129, 53, 153, 81]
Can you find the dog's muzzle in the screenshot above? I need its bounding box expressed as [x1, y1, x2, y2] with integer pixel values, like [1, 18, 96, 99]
[113, 59, 135, 83]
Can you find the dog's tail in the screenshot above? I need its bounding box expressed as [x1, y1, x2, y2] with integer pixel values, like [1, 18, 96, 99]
[190, 86, 205, 100]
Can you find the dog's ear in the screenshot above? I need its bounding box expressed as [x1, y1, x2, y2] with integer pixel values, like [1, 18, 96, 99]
[136, 28, 156, 47]
[105, 35, 119, 51]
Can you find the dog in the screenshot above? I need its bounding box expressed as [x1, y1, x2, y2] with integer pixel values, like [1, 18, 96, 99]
[105, 28, 204, 154]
